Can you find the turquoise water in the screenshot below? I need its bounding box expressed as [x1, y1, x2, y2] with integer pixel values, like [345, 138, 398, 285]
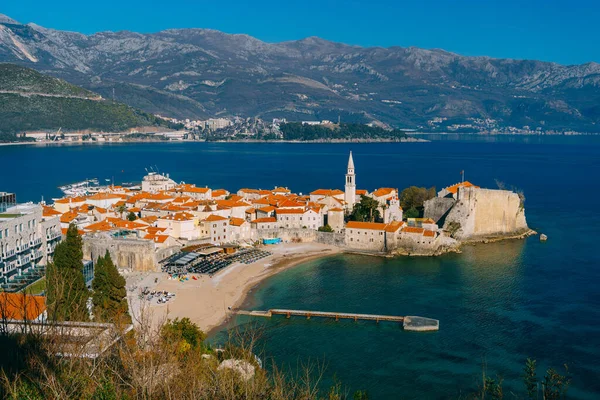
[2, 138, 600, 398]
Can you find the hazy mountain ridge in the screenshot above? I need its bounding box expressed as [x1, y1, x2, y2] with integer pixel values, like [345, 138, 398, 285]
[1, 13, 599, 131]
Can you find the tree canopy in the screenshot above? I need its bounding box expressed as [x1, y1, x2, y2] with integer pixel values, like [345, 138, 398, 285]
[92, 251, 130, 325]
[349, 196, 381, 223]
[46, 224, 89, 321]
[279, 122, 408, 141]
[399, 186, 436, 217]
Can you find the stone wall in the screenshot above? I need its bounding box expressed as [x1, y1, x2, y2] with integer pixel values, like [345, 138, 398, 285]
[83, 234, 158, 272]
[442, 187, 528, 240]
[423, 197, 456, 225]
[254, 228, 345, 247]
[315, 231, 346, 247]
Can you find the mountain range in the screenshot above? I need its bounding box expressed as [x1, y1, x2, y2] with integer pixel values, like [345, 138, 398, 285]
[1, 13, 599, 131]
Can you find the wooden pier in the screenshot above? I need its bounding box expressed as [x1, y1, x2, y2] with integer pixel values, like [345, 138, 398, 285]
[236, 309, 439, 331]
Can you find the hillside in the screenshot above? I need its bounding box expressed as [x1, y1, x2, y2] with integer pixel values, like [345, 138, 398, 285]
[0, 14, 600, 131]
[279, 122, 408, 141]
[0, 63, 172, 137]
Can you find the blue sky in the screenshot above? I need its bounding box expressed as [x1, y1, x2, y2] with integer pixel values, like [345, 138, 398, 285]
[3, 0, 599, 65]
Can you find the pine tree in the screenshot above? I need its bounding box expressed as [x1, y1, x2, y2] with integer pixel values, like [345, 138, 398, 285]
[92, 251, 130, 325]
[46, 224, 89, 321]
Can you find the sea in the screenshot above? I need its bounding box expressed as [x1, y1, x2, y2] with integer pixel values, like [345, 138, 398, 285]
[1, 136, 599, 399]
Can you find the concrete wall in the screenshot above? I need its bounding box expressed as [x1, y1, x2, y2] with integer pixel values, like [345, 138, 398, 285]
[83, 235, 158, 272]
[443, 187, 528, 240]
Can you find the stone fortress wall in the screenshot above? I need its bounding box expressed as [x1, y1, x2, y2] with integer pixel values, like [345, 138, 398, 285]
[425, 187, 529, 241]
[83, 234, 163, 272]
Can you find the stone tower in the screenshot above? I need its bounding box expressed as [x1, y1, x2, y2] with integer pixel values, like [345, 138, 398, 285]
[344, 151, 356, 210]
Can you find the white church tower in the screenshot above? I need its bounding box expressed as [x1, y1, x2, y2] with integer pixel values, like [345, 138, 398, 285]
[344, 151, 356, 211]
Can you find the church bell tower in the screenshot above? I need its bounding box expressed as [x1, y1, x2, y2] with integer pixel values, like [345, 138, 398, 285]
[344, 151, 356, 210]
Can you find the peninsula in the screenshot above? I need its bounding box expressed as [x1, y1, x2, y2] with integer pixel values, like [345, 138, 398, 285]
[1, 152, 534, 332]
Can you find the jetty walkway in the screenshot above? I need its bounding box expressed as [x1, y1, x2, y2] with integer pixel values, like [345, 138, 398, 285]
[237, 309, 439, 331]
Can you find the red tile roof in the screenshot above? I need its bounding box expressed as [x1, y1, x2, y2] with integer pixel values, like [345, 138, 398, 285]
[276, 208, 305, 215]
[205, 214, 228, 222]
[445, 181, 479, 194]
[251, 217, 277, 224]
[229, 217, 247, 227]
[0, 293, 46, 321]
[346, 221, 387, 231]
[371, 188, 396, 197]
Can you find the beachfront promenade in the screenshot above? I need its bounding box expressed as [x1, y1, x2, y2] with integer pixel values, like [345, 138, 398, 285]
[237, 309, 439, 331]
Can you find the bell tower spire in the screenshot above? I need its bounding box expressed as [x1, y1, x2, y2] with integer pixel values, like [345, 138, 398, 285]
[344, 151, 356, 210]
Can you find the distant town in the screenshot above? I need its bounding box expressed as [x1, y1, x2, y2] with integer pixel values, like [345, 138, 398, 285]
[11, 114, 591, 145]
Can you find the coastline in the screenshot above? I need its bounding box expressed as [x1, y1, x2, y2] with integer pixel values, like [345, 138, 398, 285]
[0, 137, 429, 147]
[125, 243, 340, 336]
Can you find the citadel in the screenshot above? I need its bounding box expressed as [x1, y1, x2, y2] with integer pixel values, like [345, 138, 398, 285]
[0, 152, 532, 286]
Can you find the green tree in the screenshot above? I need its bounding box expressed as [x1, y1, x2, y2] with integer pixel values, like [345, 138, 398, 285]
[92, 251, 130, 325]
[46, 224, 89, 321]
[350, 196, 381, 222]
[399, 186, 436, 216]
[126, 211, 137, 221]
[116, 204, 127, 219]
[523, 358, 538, 399]
[318, 224, 334, 232]
[161, 317, 206, 349]
[404, 207, 419, 219]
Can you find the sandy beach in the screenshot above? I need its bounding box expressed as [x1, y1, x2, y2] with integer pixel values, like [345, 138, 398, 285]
[125, 242, 340, 334]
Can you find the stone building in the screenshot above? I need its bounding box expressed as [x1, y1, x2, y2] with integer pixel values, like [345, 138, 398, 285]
[326, 208, 345, 232]
[345, 221, 388, 252]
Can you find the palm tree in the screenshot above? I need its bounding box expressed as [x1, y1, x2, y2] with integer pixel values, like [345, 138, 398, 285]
[116, 204, 127, 219]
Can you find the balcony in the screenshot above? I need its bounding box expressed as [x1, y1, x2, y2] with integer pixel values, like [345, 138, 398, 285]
[47, 246, 55, 255]
[5, 260, 17, 272]
[3, 249, 16, 259]
[31, 237, 43, 247]
[47, 231, 61, 241]
[32, 249, 43, 260]
[18, 243, 31, 253]
[17, 255, 31, 267]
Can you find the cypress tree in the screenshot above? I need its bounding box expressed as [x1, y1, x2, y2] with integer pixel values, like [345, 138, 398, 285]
[92, 251, 130, 325]
[92, 253, 108, 320]
[46, 224, 89, 321]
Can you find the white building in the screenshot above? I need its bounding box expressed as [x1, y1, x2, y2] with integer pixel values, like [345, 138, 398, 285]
[0, 203, 61, 287]
[141, 172, 177, 193]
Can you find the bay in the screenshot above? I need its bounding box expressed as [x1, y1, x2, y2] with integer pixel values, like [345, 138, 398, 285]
[2, 138, 599, 398]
